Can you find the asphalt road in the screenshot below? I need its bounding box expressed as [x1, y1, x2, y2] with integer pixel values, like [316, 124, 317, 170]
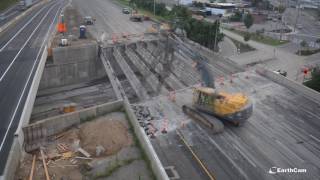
[72, 0, 152, 41]
[0, 3, 21, 27]
[143, 70, 320, 180]
[0, 0, 64, 174]
[282, 8, 320, 46]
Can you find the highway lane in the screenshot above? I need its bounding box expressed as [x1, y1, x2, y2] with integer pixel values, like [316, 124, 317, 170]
[0, 2, 56, 77]
[0, 0, 64, 173]
[0, 4, 20, 27]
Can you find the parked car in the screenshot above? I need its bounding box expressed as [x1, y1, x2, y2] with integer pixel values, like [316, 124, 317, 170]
[122, 8, 130, 14]
[84, 16, 94, 25]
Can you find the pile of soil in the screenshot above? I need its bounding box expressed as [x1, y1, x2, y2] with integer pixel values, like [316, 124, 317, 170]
[79, 113, 133, 157]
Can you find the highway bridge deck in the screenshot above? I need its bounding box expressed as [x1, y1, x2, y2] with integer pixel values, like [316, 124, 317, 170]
[137, 71, 320, 180]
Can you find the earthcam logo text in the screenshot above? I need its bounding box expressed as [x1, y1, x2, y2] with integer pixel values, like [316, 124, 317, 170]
[268, 167, 307, 174]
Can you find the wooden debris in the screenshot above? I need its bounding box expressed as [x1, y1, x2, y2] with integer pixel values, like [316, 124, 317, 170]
[77, 148, 91, 158]
[54, 134, 64, 140]
[74, 156, 93, 160]
[47, 152, 62, 160]
[28, 154, 36, 180]
[57, 143, 69, 153]
[40, 148, 51, 180]
[62, 151, 74, 159]
[70, 159, 78, 165]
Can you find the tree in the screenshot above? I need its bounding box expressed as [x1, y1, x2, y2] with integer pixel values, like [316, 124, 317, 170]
[193, 2, 204, 8]
[276, 5, 286, 14]
[244, 33, 251, 41]
[229, 10, 242, 22]
[244, 13, 253, 30]
[251, 0, 262, 7]
[300, 40, 308, 50]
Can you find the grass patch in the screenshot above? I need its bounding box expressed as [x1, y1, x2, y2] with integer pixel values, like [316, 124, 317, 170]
[228, 37, 255, 53]
[227, 28, 289, 46]
[0, 0, 18, 12]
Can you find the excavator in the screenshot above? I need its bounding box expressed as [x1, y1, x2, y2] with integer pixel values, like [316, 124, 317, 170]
[143, 25, 252, 133]
[171, 34, 253, 133]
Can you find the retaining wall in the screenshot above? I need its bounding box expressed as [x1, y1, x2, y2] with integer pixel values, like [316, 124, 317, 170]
[22, 100, 169, 180]
[39, 59, 106, 89]
[52, 41, 98, 64]
[40, 42, 106, 89]
[256, 66, 320, 104]
[123, 100, 169, 180]
[23, 100, 124, 137]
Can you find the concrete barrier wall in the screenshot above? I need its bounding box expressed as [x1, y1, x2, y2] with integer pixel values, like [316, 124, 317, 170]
[0, 139, 21, 180]
[123, 100, 169, 180]
[39, 58, 106, 89]
[52, 42, 98, 64]
[256, 66, 320, 104]
[24, 100, 123, 137]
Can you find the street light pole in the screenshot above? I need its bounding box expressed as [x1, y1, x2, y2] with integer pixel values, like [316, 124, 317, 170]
[153, 0, 156, 16]
[293, 0, 300, 32]
[214, 16, 221, 52]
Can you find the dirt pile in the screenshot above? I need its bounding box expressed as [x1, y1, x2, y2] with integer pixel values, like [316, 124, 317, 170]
[79, 115, 133, 157]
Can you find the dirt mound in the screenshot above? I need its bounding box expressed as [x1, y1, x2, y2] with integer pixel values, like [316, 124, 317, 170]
[79, 114, 133, 157]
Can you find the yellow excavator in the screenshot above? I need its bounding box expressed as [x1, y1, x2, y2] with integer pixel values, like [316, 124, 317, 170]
[182, 87, 252, 133]
[171, 34, 253, 133]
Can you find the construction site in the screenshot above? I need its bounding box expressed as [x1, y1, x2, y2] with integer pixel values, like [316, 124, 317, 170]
[4, 0, 320, 180]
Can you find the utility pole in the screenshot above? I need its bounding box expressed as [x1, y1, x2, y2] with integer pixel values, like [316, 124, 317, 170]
[214, 15, 221, 52]
[293, 0, 300, 32]
[153, 0, 156, 16]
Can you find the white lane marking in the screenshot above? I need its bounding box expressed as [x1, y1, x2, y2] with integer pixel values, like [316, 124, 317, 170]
[0, 2, 50, 52]
[0, 4, 56, 82]
[0, 1, 62, 153]
[309, 134, 320, 143]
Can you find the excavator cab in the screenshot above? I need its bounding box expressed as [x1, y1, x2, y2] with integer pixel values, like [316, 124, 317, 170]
[190, 87, 253, 126]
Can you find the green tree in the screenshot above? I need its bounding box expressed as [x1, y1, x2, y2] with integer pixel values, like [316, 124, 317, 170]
[304, 66, 320, 92]
[193, 2, 205, 8]
[276, 5, 286, 14]
[251, 0, 262, 7]
[300, 40, 308, 50]
[244, 13, 253, 30]
[229, 10, 242, 22]
[244, 33, 251, 41]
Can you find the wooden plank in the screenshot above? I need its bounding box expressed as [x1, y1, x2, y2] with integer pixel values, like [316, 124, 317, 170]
[28, 155, 36, 180]
[40, 149, 50, 180]
[77, 147, 91, 158]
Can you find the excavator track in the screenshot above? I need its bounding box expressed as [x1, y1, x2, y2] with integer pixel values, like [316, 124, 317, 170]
[182, 105, 224, 134]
